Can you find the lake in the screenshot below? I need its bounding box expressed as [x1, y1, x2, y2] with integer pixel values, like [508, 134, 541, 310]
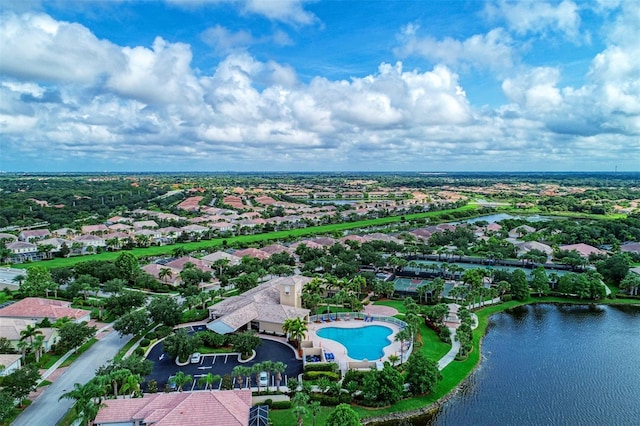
[376, 304, 640, 425]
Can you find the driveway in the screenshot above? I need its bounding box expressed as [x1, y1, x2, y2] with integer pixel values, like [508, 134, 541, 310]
[145, 338, 302, 391]
[12, 331, 132, 426]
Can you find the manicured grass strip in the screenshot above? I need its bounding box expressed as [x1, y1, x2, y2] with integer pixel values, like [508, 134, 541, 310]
[60, 338, 98, 367]
[372, 299, 407, 314]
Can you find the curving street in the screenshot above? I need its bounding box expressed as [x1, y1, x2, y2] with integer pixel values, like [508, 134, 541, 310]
[12, 330, 132, 426]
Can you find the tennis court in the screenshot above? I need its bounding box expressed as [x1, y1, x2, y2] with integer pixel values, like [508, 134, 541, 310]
[393, 277, 430, 293]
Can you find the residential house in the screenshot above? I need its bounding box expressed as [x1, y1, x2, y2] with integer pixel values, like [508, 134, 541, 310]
[0, 298, 91, 323]
[165, 256, 212, 273]
[73, 234, 106, 250]
[233, 247, 270, 261]
[0, 233, 17, 242]
[207, 276, 310, 335]
[18, 229, 50, 242]
[81, 224, 109, 234]
[6, 241, 39, 262]
[621, 242, 640, 254]
[558, 243, 605, 258]
[0, 354, 22, 376]
[508, 225, 536, 239]
[141, 264, 181, 286]
[93, 389, 254, 426]
[0, 317, 59, 352]
[201, 251, 242, 266]
[132, 220, 159, 230]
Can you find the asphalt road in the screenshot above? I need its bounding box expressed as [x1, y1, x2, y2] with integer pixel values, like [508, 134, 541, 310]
[146, 338, 303, 391]
[12, 330, 132, 426]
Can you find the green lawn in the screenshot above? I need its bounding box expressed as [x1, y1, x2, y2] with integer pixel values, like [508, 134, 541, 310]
[372, 299, 407, 314]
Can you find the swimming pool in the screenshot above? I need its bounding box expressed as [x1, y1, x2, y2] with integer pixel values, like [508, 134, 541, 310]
[316, 325, 393, 360]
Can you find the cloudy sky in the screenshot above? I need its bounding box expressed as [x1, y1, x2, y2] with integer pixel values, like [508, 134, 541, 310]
[0, 0, 638, 172]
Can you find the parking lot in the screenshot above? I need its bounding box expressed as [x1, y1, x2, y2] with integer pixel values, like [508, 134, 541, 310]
[145, 337, 303, 391]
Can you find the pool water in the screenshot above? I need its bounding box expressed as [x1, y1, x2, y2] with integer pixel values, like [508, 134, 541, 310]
[317, 325, 393, 360]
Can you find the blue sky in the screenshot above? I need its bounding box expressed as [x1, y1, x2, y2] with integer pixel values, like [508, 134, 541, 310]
[0, 0, 638, 172]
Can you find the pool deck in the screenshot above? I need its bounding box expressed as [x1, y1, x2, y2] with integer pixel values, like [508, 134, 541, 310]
[306, 318, 406, 365]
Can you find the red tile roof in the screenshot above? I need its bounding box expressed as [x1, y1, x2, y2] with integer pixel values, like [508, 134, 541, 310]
[94, 390, 252, 426]
[0, 297, 90, 321]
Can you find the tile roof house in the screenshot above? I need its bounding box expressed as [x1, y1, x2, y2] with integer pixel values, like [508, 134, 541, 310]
[515, 241, 554, 257]
[201, 251, 242, 266]
[0, 298, 90, 323]
[0, 317, 59, 352]
[165, 256, 212, 273]
[93, 389, 253, 426]
[141, 264, 182, 286]
[208, 276, 310, 335]
[18, 229, 51, 242]
[81, 224, 109, 234]
[233, 248, 271, 260]
[621, 242, 640, 254]
[558, 243, 605, 258]
[0, 354, 22, 376]
[0, 233, 18, 242]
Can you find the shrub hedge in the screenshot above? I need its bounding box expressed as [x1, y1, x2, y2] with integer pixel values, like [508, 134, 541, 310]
[302, 371, 340, 381]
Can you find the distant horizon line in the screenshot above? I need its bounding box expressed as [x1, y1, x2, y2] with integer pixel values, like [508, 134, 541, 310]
[0, 170, 638, 175]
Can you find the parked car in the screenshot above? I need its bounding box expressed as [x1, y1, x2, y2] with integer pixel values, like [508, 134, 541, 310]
[259, 371, 268, 387]
[167, 375, 177, 391]
[190, 352, 201, 364]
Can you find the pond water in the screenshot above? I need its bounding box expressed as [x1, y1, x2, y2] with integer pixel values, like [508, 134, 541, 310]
[374, 304, 640, 425]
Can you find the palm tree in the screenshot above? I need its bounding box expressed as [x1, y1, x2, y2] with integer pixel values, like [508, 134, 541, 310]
[272, 361, 287, 392]
[109, 368, 131, 398]
[198, 372, 220, 390]
[120, 373, 142, 398]
[17, 339, 30, 362]
[395, 328, 412, 365]
[60, 382, 104, 426]
[283, 317, 308, 352]
[261, 360, 275, 391]
[31, 334, 46, 363]
[12, 274, 26, 289]
[20, 324, 42, 346]
[251, 362, 264, 393]
[232, 365, 250, 389]
[310, 400, 321, 426]
[172, 371, 193, 392]
[159, 267, 173, 284]
[292, 392, 309, 426]
[388, 354, 400, 366]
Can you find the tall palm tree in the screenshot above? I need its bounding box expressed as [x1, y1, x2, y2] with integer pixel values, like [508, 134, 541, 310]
[59, 382, 104, 426]
[272, 361, 287, 392]
[31, 334, 46, 363]
[12, 274, 26, 289]
[260, 360, 275, 391]
[284, 317, 308, 352]
[251, 362, 264, 393]
[395, 328, 412, 365]
[232, 365, 250, 389]
[20, 324, 42, 346]
[172, 371, 193, 392]
[120, 374, 142, 398]
[198, 372, 220, 390]
[159, 267, 173, 284]
[109, 368, 131, 398]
